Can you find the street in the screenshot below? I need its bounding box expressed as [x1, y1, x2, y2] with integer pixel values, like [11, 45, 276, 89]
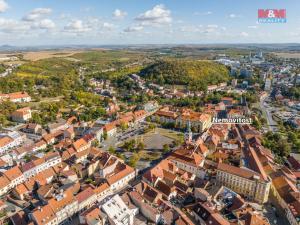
[260, 95, 278, 132]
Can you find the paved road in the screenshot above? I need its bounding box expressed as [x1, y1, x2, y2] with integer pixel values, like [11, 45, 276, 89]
[260, 95, 278, 132]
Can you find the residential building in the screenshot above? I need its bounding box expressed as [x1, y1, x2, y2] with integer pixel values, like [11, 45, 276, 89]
[79, 206, 106, 225]
[0, 132, 24, 154]
[3, 166, 24, 188]
[104, 122, 117, 137]
[11, 107, 32, 123]
[168, 146, 204, 177]
[106, 163, 135, 192]
[22, 123, 42, 134]
[0, 91, 31, 103]
[102, 194, 137, 225]
[192, 202, 230, 225]
[76, 187, 97, 212]
[176, 110, 212, 133]
[216, 163, 271, 204]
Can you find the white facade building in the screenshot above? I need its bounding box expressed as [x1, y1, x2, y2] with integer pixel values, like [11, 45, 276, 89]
[102, 195, 137, 225]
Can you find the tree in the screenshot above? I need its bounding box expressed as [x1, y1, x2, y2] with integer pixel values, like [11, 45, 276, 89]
[103, 132, 108, 140]
[122, 140, 136, 152]
[128, 152, 140, 168]
[149, 123, 156, 130]
[137, 141, 145, 152]
[108, 146, 116, 154]
[120, 122, 128, 131]
[92, 140, 99, 147]
[252, 118, 262, 130]
[31, 112, 43, 125]
[162, 144, 170, 153]
[85, 178, 93, 184]
[263, 132, 292, 161]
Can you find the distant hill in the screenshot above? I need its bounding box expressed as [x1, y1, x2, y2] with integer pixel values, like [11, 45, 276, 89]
[140, 59, 230, 91]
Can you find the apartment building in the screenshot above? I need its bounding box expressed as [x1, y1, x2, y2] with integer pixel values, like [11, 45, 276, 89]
[11, 107, 32, 123]
[21, 152, 61, 179]
[216, 163, 271, 204]
[3, 166, 24, 188]
[76, 187, 97, 212]
[0, 176, 10, 196]
[168, 146, 204, 177]
[153, 109, 178, 124]
[48, 189, 79, 224]
[107, 163, 135, 192]
[0, 136, 14, 155]
[0, 132, 24, 155]
[102, 194, 137, 225]
[176, 110, 212, 133]
[0, 91, 31, 103]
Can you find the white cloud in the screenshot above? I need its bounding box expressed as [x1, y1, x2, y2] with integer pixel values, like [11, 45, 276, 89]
[103, 22, 115, 30]
[113, 9, 127, 19]
[228, 14, 241, 19]
[64, 20, 91, 33]
[207, 24, 218, 28]
[248, 25, 258, 29]
[179, 25, 202, 33]
[0, 18, 30, 33]
[31, 8, 52, 14]
[194, 11, 212, 16]
[135, 4, 172, 26]
[0, 0, 8, 13]
[240, 32, 249, 37]
[200, 24, 224, 35]
[124, 26, 143, 32]
[63, 18, 114, 34]
[38, 19, 55, 29]
[203, 11, 212, 15]
[23, 8, 52, 21]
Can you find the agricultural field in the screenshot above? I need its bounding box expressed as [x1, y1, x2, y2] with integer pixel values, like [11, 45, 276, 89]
[272, 52, 300, 59]
[21, 50, 84, 61]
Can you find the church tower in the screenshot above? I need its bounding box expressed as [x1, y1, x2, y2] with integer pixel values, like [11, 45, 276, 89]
[185, 120, 193, 143]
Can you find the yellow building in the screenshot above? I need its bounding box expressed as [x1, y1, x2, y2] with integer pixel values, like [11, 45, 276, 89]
[176, 110, 212, 133]
[216, 163, 271, 204]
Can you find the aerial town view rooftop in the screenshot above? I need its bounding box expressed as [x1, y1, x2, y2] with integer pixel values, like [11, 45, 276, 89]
[0, 0, 299, 225]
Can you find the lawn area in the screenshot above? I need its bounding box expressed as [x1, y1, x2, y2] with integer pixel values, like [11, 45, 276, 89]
[139, 150, 162, 161]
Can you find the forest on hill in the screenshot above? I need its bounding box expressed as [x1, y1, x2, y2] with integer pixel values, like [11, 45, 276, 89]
[140, 59, 230, 91]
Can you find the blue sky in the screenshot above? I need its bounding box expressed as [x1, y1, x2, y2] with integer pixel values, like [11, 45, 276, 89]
[0, 0, 299, 45]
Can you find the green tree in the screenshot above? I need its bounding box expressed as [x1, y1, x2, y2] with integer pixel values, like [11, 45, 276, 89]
[128, 152, 140, 168]
[120, 122, 128, 131]
[108, 146, 116, 154]
[162, 144, 170, 153]
[137, 141, 145, 152]
[103, 132, 108, 140]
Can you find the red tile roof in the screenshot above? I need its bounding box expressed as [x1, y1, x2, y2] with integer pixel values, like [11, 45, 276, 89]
[76, 187, 95, 204]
